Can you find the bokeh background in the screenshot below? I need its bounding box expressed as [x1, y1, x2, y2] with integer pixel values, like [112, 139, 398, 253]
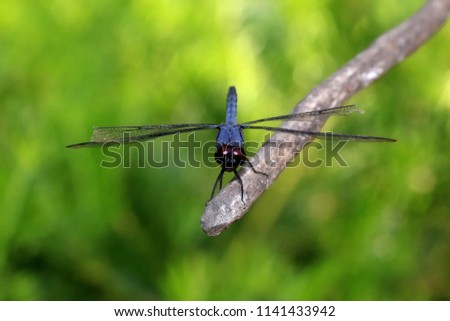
[1, 0, 449, 300]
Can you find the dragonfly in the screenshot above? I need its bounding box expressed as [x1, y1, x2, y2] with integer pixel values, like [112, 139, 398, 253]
[67, 86, 396, 202]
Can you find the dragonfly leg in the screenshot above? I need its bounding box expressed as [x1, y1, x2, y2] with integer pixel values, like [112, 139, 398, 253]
[210, 168, 226, 201]
[233, 168, 245, 203]
[244, 159, 269, 179]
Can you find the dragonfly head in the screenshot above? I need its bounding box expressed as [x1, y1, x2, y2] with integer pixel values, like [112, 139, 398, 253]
[215, 144, 246, 172]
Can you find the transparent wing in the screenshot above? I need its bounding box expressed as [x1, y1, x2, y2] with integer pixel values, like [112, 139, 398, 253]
[241, 105, 362, 125]
[242, 125, 397, 142]
[67, 123, 220, 148]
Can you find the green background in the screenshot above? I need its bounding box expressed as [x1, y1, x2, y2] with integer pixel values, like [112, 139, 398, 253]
[1, 0, 449, 300]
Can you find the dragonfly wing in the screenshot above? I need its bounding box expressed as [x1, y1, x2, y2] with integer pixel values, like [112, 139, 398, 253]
[89, 125, 203, 142]
[242, 125, 396, 142]
[67, 124, 220, 148]
[241, 105, 362, 125]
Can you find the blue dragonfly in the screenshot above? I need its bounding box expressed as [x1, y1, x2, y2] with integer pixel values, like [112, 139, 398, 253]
[67, 86, 396, 201]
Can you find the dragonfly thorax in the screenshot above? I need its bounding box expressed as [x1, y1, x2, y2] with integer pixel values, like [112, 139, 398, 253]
[215, 144, 246, 172]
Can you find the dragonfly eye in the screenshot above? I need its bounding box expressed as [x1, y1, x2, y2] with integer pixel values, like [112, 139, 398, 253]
[215, 145, 246, 171]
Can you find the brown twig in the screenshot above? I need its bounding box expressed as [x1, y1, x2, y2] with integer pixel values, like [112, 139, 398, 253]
[201, 0, 450, 236]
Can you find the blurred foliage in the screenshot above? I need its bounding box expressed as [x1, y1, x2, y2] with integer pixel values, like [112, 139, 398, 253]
[0, 0, 449, 300]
